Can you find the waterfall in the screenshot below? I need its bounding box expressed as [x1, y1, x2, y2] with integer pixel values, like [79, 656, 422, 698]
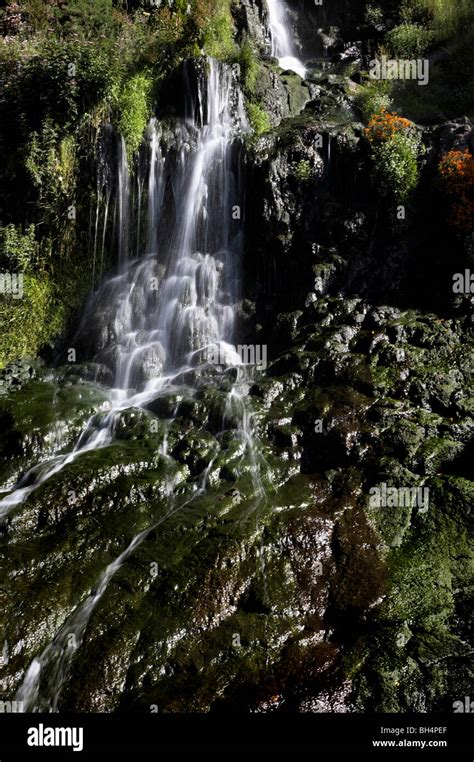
[266, 0, 306, 78]
[0, 59, 248, 523]
[10, 58, 268, 712]
[116, 136, 131, 267]
[76, 59, 249, 394]
[152, 60, 245, 374]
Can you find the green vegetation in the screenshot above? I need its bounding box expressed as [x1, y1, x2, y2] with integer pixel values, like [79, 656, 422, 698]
[0, 273, 64, 367]
[399, 0, 432, 25]
[358, 0, 474, 123]
[392, 0, 474, 121]
[355, 81, 393, 123]
[0, 224, 36, 272]
[294, 160, 312, 182]
[235, 37, 259, 95]
[424, 0, 472, 37]
[246, 102, 271, 136]
[113, 73, 153, 157]
[385, 23, 433, 58]
[365, 110, 422, 201]
[364, 5, 384, 27]
[0, 0, 243, 366]
[371, 132, 421, 200]
[195, 0, 235, 60]
[232, 36, 272, 139]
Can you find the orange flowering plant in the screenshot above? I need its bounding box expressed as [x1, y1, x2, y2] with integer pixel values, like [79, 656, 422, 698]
[438, 149, 474, 233]
[364, 109, 416, 144]
[364, 109, 421, 201]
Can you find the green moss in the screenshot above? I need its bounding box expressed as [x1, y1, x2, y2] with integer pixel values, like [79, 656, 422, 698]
[377, 475, 473, 623]
[294, 159, 312, 182]
[246, 101, 271, 136]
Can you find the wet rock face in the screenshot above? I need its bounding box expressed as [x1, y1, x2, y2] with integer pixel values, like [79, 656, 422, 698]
[248, 283, 473, 711]
[289, 0, 367, 61]
[238, 0, 367, 63]
[0, 315, 394, 712]
[250, 62, 313, 128]
[237, 84, 473, 709]
[431, 117, 474, 156]
[0, 358, 39, 394]
[245, 115, 473, 333]
[233, 0, 269, 51]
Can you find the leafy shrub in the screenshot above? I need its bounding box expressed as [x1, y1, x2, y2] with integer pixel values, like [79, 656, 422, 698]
[365, 110, 421, 200]
[399, 0, 432, 25]
[113, 72, 153, 156]
[365, 5, 384, 27]
[385, 23, 433, 58]
[0, 273, 64, 367]
[25, 122, 76, 226]
[0, 224, 36, 271]
[355, 80, 393, 122]
[58, 0, 121, 40]
[371, 133, 420, 200]
[11, 0, 61, 35]
[1, 37, 121, 138]
[438, 149, 474, 233]
[1, 1, 26, 35]
[246, 102, 270, 136]
[150, 5, 186, 42]
[192, 0, 235, 60]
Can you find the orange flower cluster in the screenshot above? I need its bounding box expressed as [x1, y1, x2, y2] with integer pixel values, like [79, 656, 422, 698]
[438, 149, 474, 233]
[364, 109, 414, 144]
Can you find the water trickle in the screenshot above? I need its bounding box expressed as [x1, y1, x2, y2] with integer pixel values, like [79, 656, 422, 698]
[91, 185, 101, 288]
[266, 0, 306, 78]
[99, 189, 111, 280]
[117, 136, 131, 267]
[10, 58, 267, 712]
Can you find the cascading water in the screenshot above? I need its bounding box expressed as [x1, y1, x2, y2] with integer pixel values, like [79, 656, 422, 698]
[266, 0, 306, 78]
[9, 58, 268, 712]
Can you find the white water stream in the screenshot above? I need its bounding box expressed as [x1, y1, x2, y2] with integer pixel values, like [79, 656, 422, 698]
[267, 0, 306, 78]
[9, 58, 269, 712]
